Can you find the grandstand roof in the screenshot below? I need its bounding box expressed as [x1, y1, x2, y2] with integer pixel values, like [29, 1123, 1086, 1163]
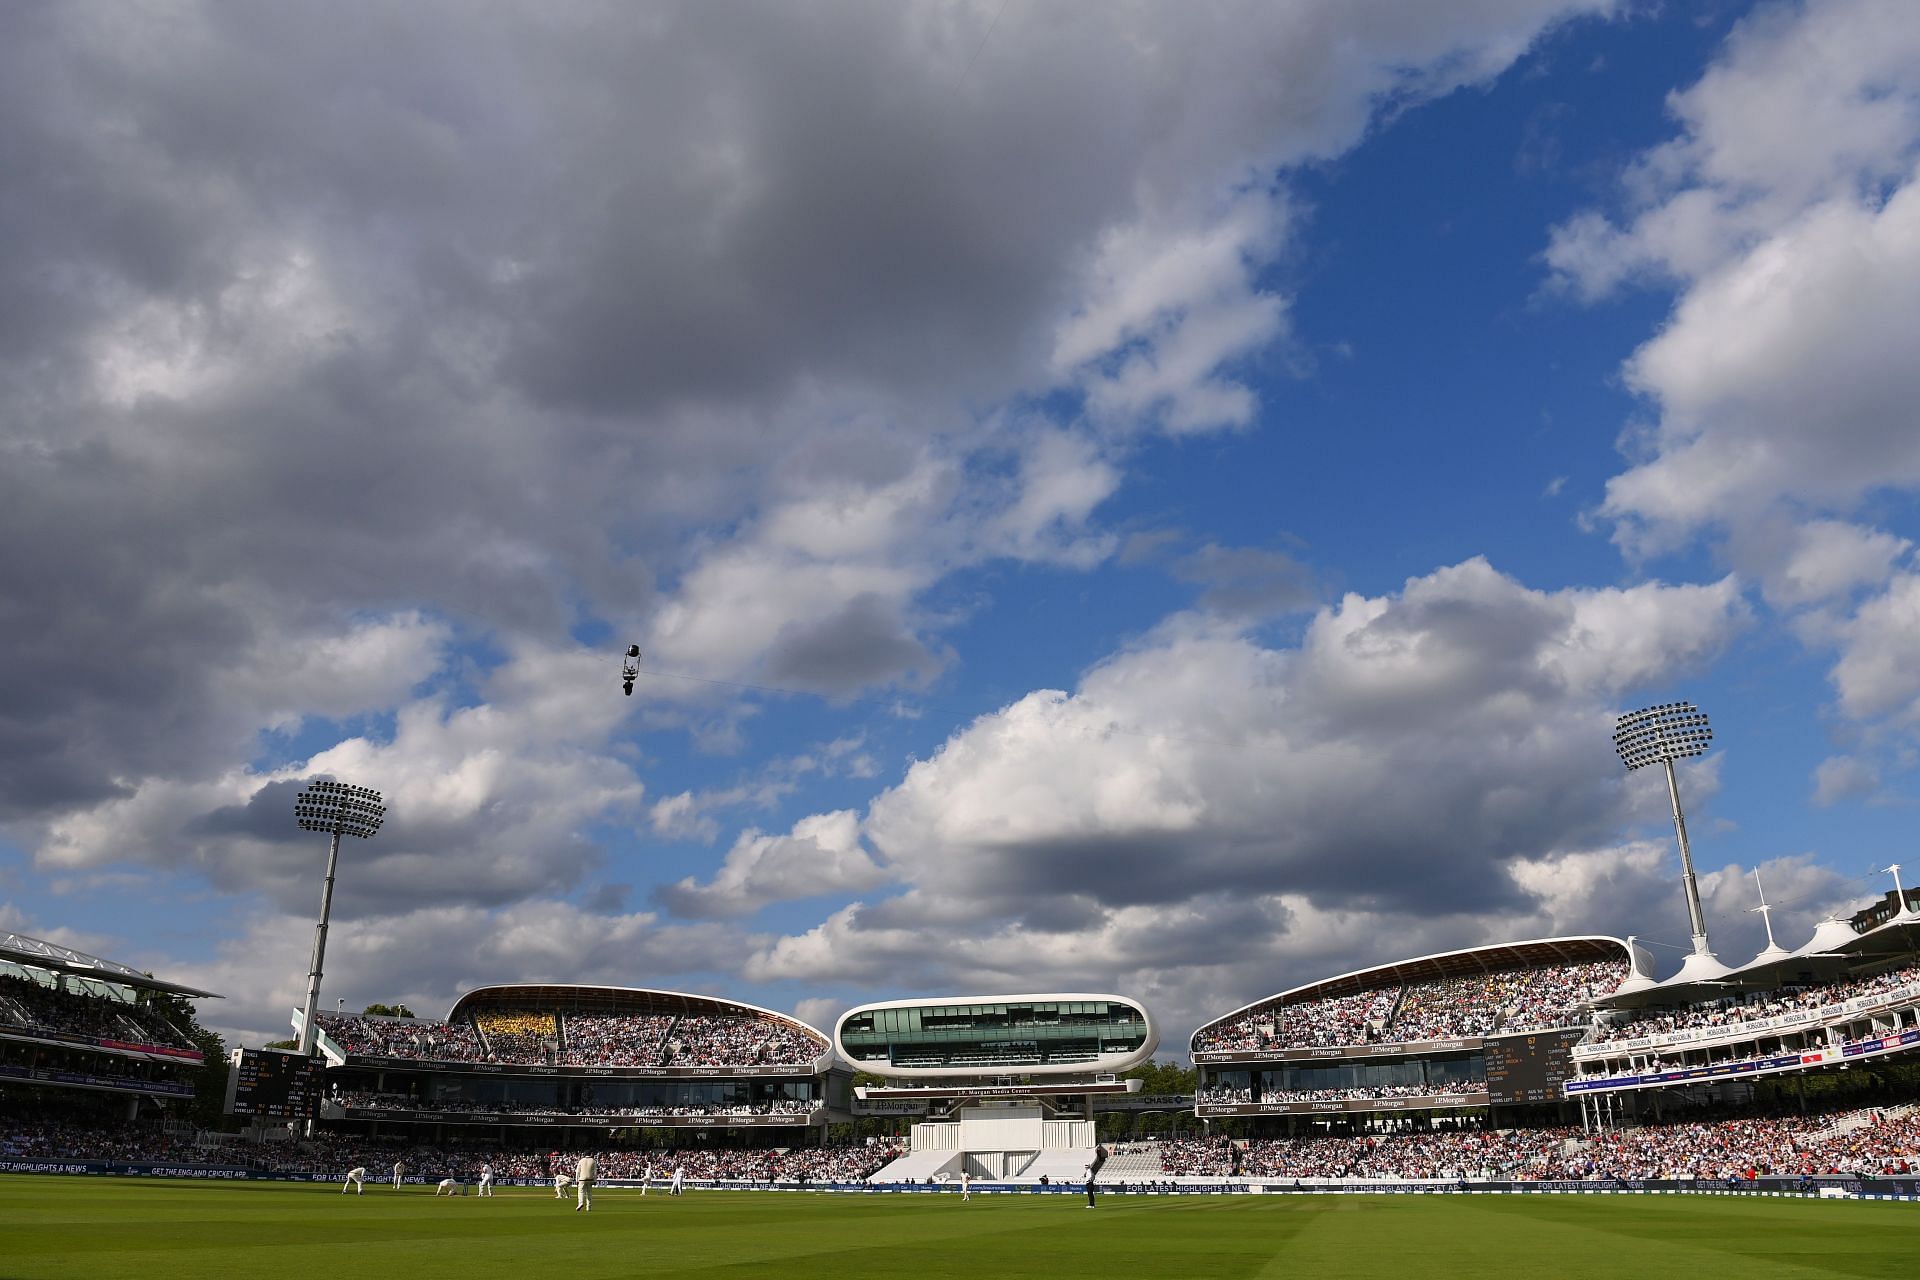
[1193, 936, 1629, 1038]
[0, 931, 220, 999]
[446, 983, 828, 1044]
[1602, 911, 1920, 1007]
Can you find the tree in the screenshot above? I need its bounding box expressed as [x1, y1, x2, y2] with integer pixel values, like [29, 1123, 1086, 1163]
[140, 989, 231, 1129]
[362, 1003, 416, 1018]
[1125, 1058, 1196, 1096]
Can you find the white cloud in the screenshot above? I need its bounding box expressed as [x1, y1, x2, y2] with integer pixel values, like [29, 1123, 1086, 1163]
[1831, 572, 1920, 721]
[741, 557, 1750, 1040]
[1757, 519, 1910, 610]
[1812, 754, 1881, 808]
[656, 810, 890, 919]
[1550, 0, 1920, 758]
[37, 642, 646, 914]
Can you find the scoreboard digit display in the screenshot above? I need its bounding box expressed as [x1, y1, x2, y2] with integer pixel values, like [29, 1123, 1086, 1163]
[226, 1048, 324, 1119]
[1484, 1028, 1586, 1105]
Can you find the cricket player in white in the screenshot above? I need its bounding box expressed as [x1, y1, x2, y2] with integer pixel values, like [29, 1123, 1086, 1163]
[575, 1153, 598, 1211]
[478, 1163, 494, 1197]
[641, 1163, 654, 1196]
[392, 1160, 405, 1190]
[960, 1170, 970, 1201]
[670, 1164, 686, 1196]
[435, 1178, 458, 1196]
[553, 1172, 572, 1199]
[342, 1166, 367, 1194]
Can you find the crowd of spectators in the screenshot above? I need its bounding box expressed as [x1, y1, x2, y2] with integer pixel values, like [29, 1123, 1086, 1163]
[1585, 961, 1920, 1048]
[315, 1013, 488, 1062]
[1390, 976, 1504, 1040]
[0, 975, 196, 1052]
[1167, 1108, 1920, 1180]
[1157, 1138, 1237, 1176]
[663, 1015, 827, 1067]
[331, 1091, 816, 1119]
[317, 1007, 827, 1068]
[1502, 961, 1627, 1032]
[13, 1118, 909, 1184]
[1, 1115, 204, 1166]
[558, 1013, 674, 1066]
[474, 1010, 558, 1062]
[1195, 988, 1398, 1053]
[1193, 960, 1630, 1055]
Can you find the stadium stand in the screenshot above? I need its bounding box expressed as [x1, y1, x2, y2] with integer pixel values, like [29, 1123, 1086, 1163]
[0, 973, 198, 1052]
[558, 1012, 674, 1065]
[1585, 959, 1920, 1046]
[663, 1014, 826, 1067]
[313, 1013, 487, 1062]
[1193, 954, 1628, 1054]
[472, 1009, 557, 1062]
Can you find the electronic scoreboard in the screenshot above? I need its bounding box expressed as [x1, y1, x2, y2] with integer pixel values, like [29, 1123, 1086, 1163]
[225, 1047, 324, 1119]
[1483, 1027, 1585, 1105]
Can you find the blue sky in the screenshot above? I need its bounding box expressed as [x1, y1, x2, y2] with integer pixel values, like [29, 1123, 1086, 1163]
[4, 0, 1920, 1050]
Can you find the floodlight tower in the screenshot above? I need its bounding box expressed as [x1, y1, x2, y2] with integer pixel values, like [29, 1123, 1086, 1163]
[293, 780, 384, 1056]
[1614, 701, 1723, 973]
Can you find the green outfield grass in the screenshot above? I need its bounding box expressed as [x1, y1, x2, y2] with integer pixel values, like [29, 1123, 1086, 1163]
[0, 1178, 1913, 1280]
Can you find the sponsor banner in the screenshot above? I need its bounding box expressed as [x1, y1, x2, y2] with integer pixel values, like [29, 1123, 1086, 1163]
[0, 1160, 251, 1179]
[0, 1063, 194, 1096]
[1573, 983, 1920, 1060]
[1567, 1033, 1920, 1095]
[858, 1081, 1133, 1102]
[1193, 1039, 1478, 1066]
[347, 1057, 823, 1079]
[337, 1106, 820, 1127]
[1096, 1093, 1194, 1112]
[1197, 1093, 1488, 1117]
[0, 1027, 203, 1064]
[1840, 1028, 1920, 1058]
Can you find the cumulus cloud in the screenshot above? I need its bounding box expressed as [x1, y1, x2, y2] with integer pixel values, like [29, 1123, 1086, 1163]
[656, 810, 890, 919]
[1549, 0, 1920, 765]
[0, 0, 1668, 1043]
[35, 643, 646, 916]
[1812, 754, 1881, 808]
[742, 557, 1752, 1041]
[0, 0, 1622, 831]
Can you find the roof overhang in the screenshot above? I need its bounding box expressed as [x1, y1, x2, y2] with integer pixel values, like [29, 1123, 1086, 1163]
[0, 932, 221, 999]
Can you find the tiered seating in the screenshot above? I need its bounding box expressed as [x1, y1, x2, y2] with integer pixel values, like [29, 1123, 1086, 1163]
[1389, 975, 1503, 1039]
[1586, 959, 1920, 1046]
[1093, 1143, 1166, 1180]
[314, 1013, 487, 1061]
[0, 974, 196, 1051]
[662, 1014, 826, 1067]
[1195, 959, 1629, 1054]
[473, 1009, 557, 1062]
[558, 1012, 674, 1066]
[1194, 987, 1397, 1053]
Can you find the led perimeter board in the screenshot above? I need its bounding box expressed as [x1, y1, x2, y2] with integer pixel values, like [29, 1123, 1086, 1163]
[225, 1047, 323, 1119]
[1483, 1028, 1585, 1105]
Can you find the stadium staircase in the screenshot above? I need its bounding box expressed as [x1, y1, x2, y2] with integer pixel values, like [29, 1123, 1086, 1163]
[1013, 1148, 1097, 1185]
[1092, 1144, 1164, 1181]
[868, 1147, 963, 1183]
